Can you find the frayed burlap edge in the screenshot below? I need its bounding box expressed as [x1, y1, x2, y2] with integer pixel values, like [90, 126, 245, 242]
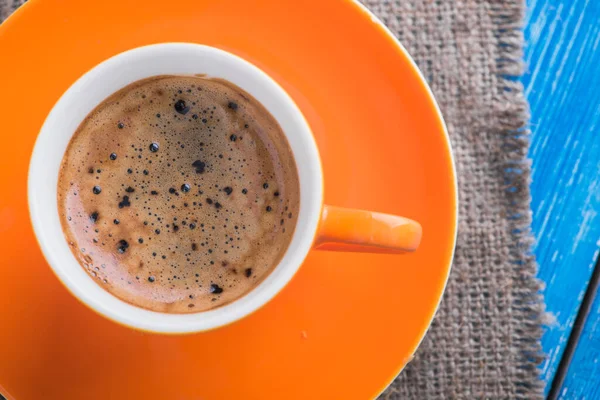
[490, 2, 545, 396]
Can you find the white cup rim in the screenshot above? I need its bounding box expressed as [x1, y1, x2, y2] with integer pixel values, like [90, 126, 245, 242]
[28, 43, 323, 333]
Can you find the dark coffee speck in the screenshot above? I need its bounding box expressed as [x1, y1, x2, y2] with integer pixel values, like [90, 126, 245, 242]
[117, 240, 129, 254]
[192, 160, 206, 174]
[210, 284, 223, 294]
[118, 196, 131, 208]
[174, 100, 190, 115]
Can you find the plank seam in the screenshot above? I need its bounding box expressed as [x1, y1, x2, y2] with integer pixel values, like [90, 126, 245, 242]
[547, 255, 600, 400]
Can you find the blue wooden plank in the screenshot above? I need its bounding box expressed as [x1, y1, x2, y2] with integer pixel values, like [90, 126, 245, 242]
[522, 0, 600, 395]
[559, 263, 600, 400]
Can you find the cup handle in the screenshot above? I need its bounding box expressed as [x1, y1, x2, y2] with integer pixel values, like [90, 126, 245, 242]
[313, 205, 422, 253]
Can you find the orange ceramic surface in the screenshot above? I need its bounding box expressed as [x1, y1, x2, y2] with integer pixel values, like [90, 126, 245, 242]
[316, 205, 423, 253]
[0, 0, 457, 399]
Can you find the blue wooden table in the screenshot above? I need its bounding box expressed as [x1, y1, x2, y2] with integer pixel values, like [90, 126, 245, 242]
[523, 0, 600, 397]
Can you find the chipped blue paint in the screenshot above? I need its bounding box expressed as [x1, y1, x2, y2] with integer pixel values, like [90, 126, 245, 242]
[523, 0, 600, 396]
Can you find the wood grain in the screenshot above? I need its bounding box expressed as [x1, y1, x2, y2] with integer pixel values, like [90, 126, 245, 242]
[559, 271, 600, 399]
[523, 0, 600, 396]
[557, 258, 600, 399]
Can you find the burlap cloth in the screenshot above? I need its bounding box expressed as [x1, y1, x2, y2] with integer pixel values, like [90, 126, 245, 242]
[1, 0, 545, 398]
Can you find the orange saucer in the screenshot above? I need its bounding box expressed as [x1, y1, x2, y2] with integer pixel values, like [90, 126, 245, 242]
[0, 1, 457, 399]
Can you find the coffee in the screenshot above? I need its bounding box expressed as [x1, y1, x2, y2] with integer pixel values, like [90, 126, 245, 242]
[57, 75, 300, 313]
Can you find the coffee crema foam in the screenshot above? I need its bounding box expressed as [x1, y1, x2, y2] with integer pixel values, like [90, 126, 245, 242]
[57, 75, 300, 313]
